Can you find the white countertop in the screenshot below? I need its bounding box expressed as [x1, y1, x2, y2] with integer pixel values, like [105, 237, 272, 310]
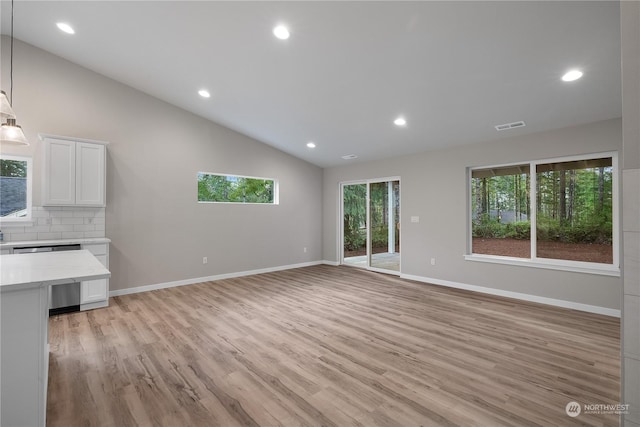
[0, 237, 110, 249]
[0, 250, 111, 291]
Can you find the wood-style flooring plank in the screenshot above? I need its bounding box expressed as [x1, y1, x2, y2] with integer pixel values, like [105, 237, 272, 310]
[47, 265, 620, 426]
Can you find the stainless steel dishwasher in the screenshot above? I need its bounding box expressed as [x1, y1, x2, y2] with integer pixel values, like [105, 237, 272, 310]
[13, 244, 82, 315]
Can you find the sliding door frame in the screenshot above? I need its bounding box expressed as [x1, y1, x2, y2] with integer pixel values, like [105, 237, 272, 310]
[339, 176, 401, 275]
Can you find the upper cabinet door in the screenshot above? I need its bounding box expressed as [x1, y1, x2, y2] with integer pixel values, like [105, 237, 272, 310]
[43, 138, 76, 205]
[42, 136, 107, 207]
[75, 142, 105, 206]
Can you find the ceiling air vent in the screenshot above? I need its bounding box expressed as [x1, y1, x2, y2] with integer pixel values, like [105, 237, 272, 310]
[495, 121, 526, 131]
[342, 154, 358, 160]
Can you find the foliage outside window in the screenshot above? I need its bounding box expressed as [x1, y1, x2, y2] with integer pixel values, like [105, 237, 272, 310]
[369, 181, 400, 253]
[470, 154, 615, 268]
[472, 165, 531, 258]
[342, 182, 400, 254]
[197, 173, 278, 204]
[536, 158, 613, 263]
[0, 155, 32, 221]
[343, 184, 367, 252]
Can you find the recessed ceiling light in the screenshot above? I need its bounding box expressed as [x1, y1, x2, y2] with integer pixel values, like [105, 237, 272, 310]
[306, 142, 316, 148]
[56, 22, 75, 34]
[273, 25, 290, 40]
[342, 154, 358, 160]
[394, 117, 407, 126]
[562, 69, 583, 82]
[198, 89, 211, 98]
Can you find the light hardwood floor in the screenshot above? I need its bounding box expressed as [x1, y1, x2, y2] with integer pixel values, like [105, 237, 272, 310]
[47, 265, 620, 427]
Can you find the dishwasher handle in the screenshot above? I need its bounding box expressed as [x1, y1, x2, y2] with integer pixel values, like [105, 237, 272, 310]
[13, 247, 54, 254]
[13, 244, 82, 254]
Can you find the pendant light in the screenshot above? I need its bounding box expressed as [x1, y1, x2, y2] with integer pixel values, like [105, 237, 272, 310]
[0, 119, 27, 144]
[0, 91, 15, 119]
[1, 0, 28, 146]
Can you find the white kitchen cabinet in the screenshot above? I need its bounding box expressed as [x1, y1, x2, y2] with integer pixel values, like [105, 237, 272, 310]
[1, 284, 48, 427]
[80, 243, 109, 309]
[82, 278, 108, 303]
[1, 251, 110, 426]
[42, 138, 75, 205]
[41, 135, 107, 207]
[76, 142, 106, 205]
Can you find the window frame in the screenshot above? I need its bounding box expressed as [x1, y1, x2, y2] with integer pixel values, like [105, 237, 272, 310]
[0, 154, 33, 223]
[465, 151, 619, 277]
[197, 172, 279, 205]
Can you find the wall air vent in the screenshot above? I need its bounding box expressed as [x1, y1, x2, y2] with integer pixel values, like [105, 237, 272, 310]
[341, 154, 358, 160]
[495, 121, 526, 131]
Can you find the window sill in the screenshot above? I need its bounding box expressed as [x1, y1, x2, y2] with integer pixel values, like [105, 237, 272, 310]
[197, 201, 278, 205]
[464, 254, 620, 277]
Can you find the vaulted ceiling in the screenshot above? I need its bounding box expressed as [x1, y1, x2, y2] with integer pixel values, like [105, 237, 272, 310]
[0, 1, 621, 167]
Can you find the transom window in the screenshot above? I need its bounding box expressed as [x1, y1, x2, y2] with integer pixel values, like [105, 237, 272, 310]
[197, 172, 278, 204]
[0, 155, 32, 222]
[467, 153, 618, 275]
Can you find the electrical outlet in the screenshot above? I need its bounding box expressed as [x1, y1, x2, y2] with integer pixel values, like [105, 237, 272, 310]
[303, 247, 307, 253]
[430, 258, 436, 265]
[203, 257, 208, 264]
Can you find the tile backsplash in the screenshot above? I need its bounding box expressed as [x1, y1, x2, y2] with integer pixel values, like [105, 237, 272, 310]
[1, 207, 106, 242]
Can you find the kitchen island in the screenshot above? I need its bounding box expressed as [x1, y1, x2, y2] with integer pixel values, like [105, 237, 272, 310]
[0, 250, 111, 427]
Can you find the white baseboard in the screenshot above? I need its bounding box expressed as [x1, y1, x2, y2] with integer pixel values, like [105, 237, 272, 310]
[109, 260, 324, 297]
[322, 260, 340, 266]
[400, 273, 621, 318]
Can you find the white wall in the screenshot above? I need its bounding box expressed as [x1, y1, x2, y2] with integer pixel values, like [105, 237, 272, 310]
[621, 2, 640, 424]
[0, 37, 623, 312]
[0, 38, 323, 291]
[323, 118, 622, 311]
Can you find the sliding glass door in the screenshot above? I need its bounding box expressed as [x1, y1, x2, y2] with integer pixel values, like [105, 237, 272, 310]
[369, 180, 400, 271]
[341, 178, 400, 273]
[342, 183, 367, 266]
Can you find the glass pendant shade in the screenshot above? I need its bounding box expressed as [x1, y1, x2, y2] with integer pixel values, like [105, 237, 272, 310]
[0, 90, 16, 119]
[0, 118, 29, 145]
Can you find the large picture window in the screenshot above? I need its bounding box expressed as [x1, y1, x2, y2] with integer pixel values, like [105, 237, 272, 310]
[536, 158, 613, 263]
[0, 155, 32, 221]
[468, 153, 617, 275]
[197, 172, 278, 204]
[471, 164, 531, 258]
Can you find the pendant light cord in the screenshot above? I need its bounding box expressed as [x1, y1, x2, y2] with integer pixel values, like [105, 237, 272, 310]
[9, 0, 14, 106]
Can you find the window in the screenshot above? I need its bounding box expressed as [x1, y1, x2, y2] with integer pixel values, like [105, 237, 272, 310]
[536, 158, 613, 263]
[197, 172, 278, 204]
[471, 164, 531, 258]
[0, 155, 32, 221]
[468, 153, 617, 274]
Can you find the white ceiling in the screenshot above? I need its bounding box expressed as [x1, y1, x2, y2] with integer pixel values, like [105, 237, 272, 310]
[0, 1, 621, 167]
